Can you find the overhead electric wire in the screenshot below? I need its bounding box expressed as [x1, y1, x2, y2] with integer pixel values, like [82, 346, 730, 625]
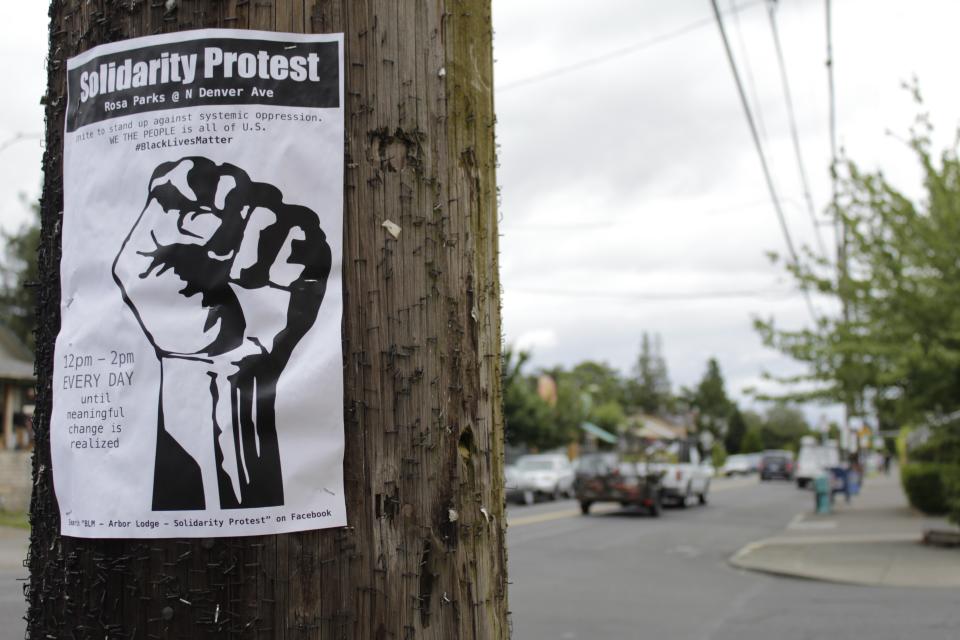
[766, 0, 829, 260]
[729, 0, 769, 142]
[710, 0, 819, 324]
[0, 133, 40, 154]
[498, 0, 765, 93]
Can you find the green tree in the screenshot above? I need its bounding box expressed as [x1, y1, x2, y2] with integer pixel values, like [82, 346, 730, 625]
[590, 400, 626, 434]
[627, 332, 672, 414]
[760, 404, 809, 451]
[687, 358, 731, 437]
[755, 102, 960, 427]
[0, 198, 40, 348]
[502, 348, 553, 448]
[739, 410, 765, 453]
[540, 360, 626, 446]
[725, 406, 748, 454]
[827, 422, 841, 442]
[566, 360, 625, 407]
[741, 427, 764, 453]
[550, 375, 587, 447]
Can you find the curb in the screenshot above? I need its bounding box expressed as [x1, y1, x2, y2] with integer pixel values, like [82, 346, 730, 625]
[728, 535, 960, 588]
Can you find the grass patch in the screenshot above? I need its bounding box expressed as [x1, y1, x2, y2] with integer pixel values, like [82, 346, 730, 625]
[0, 511, 29, 530]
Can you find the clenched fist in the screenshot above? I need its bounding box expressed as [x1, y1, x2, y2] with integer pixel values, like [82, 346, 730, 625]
[113, 157, 331, 510]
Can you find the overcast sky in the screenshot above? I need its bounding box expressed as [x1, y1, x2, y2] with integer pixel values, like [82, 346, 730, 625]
[2, 1, 959, 422]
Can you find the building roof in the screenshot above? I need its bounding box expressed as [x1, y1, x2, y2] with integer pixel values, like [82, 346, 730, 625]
[0, 324, 34, 382]
[580, 421, 618, 444]
[628, 414, 687, 441]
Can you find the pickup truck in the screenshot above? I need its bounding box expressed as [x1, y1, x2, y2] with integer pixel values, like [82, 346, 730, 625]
[573, 453, 665, 516]
[649, 443, 712, 507]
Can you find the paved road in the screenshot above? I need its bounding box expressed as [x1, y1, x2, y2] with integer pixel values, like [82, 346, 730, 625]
[507, 477, 960, 640]
[0, 527, 26, 639]
[2, 478, 958, 639]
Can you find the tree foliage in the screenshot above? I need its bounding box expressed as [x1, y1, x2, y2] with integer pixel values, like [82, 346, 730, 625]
[501, 344, 812, 457]
[740, 427, 764, 453]
[759, 404, 810, 451]
[725, 406, 747, 454]
[502, 348, 554, 448]
[0, 199, 39, 349]
[565, 360, 625, 408]
[590, 400, 625, 434]
[685, 357, 731, 437]
[626, 332, 672, 415]
[755, 104, 960, 428]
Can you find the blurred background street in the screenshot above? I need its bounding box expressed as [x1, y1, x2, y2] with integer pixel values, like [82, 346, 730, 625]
[0, 468, 957, 638]
[2, 1, 960, 637]
[507, 473, 960, 639]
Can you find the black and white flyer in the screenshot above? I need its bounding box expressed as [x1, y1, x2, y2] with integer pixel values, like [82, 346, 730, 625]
[53, 30, 346, 538]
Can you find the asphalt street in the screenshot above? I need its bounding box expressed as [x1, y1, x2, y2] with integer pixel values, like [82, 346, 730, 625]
[0, 478, 957, 639]
[506, 476, 960, 640]
[0, 527, 26, 639]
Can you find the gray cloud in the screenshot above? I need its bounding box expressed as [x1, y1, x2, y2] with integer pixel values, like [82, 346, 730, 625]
[1, 1, 959, 425]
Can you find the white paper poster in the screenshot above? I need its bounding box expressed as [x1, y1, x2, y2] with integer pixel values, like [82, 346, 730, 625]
[53, 30, 346, 538]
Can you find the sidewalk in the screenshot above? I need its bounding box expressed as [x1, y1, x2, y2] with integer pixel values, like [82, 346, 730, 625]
[0, 526, 27, 570]
[729, 471, 960, 587]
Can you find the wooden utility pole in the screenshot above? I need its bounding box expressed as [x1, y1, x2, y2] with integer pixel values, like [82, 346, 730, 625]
[29, 2, 508, 638]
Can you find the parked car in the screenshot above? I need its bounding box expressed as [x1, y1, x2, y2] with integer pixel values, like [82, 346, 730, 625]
[794, 437, 840, 488]
[574, 453, 664, 516]
[759, 450, 795, 481]
[506, 454, 575, 505]
[720, 453, 754, 476]
[650, 441, 712, 507]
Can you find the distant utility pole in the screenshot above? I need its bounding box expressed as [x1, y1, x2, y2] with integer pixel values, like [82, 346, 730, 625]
[825, 0, 857, 444]
[29, 1, 508, 638]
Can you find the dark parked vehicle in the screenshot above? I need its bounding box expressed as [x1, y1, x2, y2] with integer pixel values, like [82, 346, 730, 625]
[759, 450, 795, 481]
[574, 453, 664, 516]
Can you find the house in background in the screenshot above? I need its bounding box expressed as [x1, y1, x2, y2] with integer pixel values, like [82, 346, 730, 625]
[0, 324, 34, 451]
[0, 324, 35, 511]
[628, 413, 687, 442]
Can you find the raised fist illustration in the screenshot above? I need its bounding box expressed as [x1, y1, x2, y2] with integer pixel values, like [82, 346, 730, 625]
[113, 157, 331, 510]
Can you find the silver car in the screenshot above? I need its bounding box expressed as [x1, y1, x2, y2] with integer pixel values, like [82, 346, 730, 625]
[506, 454, 575, 505]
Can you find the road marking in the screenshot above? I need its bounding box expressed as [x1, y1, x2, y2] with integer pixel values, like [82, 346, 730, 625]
[508, 504, 617, 527]
[711, 477, 759, 492]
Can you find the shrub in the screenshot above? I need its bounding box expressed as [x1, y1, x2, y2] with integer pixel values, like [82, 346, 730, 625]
[901, 462, 956, 515]
[943, 469, 960, 526]
[711, 443, 727, 472]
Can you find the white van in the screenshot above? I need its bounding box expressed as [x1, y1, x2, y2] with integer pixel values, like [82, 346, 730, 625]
[795, 437, 840, 488]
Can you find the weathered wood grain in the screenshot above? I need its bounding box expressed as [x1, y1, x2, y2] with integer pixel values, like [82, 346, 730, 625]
[29, 1, 507, 637]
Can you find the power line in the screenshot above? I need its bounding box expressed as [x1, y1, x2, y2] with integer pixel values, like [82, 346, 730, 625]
[729, 0, 769, 142]
[766, 0, 829, 259]
[710, 0, 819, 324]
[497, 0, 765, 93]
[0, 133, 40, 155]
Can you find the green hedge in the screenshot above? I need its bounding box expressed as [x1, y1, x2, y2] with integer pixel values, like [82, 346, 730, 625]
[901, 462, 958, 515]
